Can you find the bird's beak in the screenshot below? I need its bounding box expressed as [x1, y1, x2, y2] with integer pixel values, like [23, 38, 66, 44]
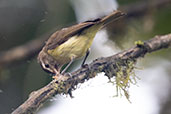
[52, 68, 62, 80]
[53, 68, 60, 75]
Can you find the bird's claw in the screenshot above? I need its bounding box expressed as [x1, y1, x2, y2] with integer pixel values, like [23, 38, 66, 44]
[81, 63, 88, 68]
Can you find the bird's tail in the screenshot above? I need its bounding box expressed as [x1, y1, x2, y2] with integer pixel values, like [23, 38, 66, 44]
[99, 10, 125, 27]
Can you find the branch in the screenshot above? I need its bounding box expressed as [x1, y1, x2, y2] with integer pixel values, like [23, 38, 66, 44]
[11, 33, 171, 114]
[0, 29, 57, 67]
[0, 38, 44, 67]
[1, 0, 170, 68]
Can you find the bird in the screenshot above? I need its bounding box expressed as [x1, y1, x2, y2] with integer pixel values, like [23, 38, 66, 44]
[37, 10, 125, 77]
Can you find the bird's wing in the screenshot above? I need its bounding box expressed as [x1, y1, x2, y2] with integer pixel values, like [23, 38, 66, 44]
[45, 21, 97, 50]
[44, 10, 125, 51]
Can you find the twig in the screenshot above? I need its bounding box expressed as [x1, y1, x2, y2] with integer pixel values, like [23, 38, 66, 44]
[0, 38, 45, 67]
[0, 0, 170, 68]
[0, 30, 55, 67]
[11, 33, 171, 114]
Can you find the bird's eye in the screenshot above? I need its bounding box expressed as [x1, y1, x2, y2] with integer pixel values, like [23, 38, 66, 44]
[45, 64, 49, 68]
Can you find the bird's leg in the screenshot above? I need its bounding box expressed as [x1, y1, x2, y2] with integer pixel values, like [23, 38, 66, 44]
[81, 49, 90, 68]
[61, 56, 74, 75]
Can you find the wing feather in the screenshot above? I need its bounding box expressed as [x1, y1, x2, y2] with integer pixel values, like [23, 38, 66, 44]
[45, 21, 97, 50]
[44, 10, 125, 51]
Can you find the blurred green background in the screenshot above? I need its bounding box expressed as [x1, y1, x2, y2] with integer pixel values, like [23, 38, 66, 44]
[0, 0, 170, 114]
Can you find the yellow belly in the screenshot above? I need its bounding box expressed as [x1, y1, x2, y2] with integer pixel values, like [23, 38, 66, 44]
[47, 24, 101, 65]
[48, 35, 94, 64]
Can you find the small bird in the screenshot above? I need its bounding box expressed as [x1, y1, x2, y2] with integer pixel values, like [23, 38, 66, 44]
[38, 10, 125, 76]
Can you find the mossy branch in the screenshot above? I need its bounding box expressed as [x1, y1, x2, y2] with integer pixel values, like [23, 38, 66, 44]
[12, 33, 171, 114]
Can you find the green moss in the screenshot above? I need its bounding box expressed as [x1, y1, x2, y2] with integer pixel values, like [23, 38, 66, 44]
[107, 59, 139, 102]
[134, 40, 144, 46]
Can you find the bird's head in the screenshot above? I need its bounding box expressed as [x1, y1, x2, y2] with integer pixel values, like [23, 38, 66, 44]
[37, 50, 59, 75]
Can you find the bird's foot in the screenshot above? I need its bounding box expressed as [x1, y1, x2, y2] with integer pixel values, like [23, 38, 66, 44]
[81, 63, 88, 68]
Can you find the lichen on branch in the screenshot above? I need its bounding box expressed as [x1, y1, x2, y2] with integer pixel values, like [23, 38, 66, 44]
[103, 58, 138, 101]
